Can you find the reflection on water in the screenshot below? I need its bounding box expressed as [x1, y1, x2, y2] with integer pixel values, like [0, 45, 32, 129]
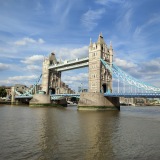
[0, 105, 160, 160]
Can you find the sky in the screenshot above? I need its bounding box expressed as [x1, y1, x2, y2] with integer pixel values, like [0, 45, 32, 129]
[0, 0, 160, 92]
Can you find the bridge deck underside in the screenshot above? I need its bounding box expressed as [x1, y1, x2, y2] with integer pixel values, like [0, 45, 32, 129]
[48, 58, 89, 71]
[104, 93, 160, 98]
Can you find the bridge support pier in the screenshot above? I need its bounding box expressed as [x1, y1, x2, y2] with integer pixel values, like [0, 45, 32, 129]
[78, 92, 120, 110]
[29, 94, 51, 107]
[11, 87, 15, 105]
[29, 94, 67, 107]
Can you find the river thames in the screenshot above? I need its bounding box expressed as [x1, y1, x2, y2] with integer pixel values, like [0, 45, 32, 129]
[0, 105, 160, 160]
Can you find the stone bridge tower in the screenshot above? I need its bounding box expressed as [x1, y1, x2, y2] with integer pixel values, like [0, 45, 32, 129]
[42, 53, 75, 95]
[79, 34, 120, 110]
[89, 33, 113, 93]
[42, 53, 61, 94]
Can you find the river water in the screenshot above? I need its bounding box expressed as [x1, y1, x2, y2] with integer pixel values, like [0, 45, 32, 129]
[0, 105, 160, 160]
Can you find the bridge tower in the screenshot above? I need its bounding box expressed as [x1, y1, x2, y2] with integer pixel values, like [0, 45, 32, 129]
[42, 56, 50, 94]
[42, 53, 61, 94]
[89, 33, 113, 93]
[78, 33, 119, 110]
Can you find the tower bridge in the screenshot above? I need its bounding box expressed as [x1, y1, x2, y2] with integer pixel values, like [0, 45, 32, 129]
[42, 33, 113, 96]
[11, 33, 160, 109]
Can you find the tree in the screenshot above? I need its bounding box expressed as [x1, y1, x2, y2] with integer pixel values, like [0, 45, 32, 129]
[0, 87, 7, 97]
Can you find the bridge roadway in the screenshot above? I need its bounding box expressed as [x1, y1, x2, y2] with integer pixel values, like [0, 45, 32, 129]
[48, 57, 89, 71]
[104, 92, 160, 98]
[15, 92, 160, 100]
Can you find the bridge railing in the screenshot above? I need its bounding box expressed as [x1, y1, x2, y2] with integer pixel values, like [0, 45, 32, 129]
[104, 92, 160, 98]
[49, 57, 89, 68]
[50, 94, 80, 100]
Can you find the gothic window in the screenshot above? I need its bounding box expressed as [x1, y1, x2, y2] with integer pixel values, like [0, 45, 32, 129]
[93, 52, 96, 57]
[101, 45, 103, 51]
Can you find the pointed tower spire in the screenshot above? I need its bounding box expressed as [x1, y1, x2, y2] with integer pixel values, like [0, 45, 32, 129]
[97, 32, 105, 44]
[100, 32, 103, 37]
[59, 56, 62, 64]
[110, 41, 112, 50]
[90, 38, 92, 46]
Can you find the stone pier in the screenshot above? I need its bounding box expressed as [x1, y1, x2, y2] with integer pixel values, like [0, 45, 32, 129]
[11, 86, 15, 105]
[29, 94, 51, 107]
[29, 93, 67, 107]
[78, 92, 120, 110]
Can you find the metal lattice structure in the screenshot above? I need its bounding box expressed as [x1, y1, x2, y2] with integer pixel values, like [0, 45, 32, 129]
[101, 58, 160, 94]
[15, 74, 42, 98]
[51, 94, 80, 100]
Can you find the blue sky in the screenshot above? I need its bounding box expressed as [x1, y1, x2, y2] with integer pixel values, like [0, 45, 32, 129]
[0, 0, 160, 91]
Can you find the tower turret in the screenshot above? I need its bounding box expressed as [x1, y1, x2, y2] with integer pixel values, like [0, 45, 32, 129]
[88, 33, 113, 93]
[97, 32, 105, 44]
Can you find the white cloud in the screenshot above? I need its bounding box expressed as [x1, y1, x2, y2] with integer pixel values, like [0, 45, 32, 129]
[26, 65, 42, 71]
[140, 58, 160, 75]
[0, 75, 38, 86]
[21, 55, 44, 64]
[38, 38, 45, 44]
[55, 45, 88, 61]
[8, 75, 38, 81]
[114, 58, 137, 69]
[95, 0, 125, 5]
[0, 63, 10, 71]
[134, 13, 160, 38]
[63, 72, 88, 83]
[113, 57, 160, 87]
[14, 37, 45, 46]
[62, 72, 88, 91]
[51, 0, 76, 26]
[116, 8, 133, 33]
[81, 8, 105, 31]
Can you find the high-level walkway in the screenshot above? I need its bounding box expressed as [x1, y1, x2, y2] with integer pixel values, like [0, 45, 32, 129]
[48, 57, 89, 71]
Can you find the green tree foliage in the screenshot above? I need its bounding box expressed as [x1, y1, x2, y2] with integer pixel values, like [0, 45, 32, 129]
[0, 87, 7, 97]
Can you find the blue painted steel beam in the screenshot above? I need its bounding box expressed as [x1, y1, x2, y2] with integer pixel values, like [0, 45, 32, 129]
[100, 58, 160, 93]
[50, 94, 80, 100]
[104, 93, 160, 98]
[15, 96, 33, 99]
[51, 94, 80, 97]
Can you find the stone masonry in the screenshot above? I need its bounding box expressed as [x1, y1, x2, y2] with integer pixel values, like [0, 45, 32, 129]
[89, 33, 113, 93]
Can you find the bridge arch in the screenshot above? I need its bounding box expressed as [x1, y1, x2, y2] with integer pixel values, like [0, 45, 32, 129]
[102, 83, 107, 93]
[49, 87, 56, 94]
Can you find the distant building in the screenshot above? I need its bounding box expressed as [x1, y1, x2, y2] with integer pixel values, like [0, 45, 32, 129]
[82, 89, 88, 92]
[29, 84, 42, 94]
[78, 86, 88, 93]
[146, 98, 160, 105]
[78, 87, 82, 93]
[134, 98, 147, 105]
[15, 84, 29, 94]
[120, 97, 134, 105]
